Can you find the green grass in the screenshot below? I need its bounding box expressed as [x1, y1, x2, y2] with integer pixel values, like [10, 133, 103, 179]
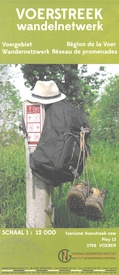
[87, 141, 119, 228]
[0, 139, 26, 227]
[0, 139, 119, 228]
[54, 141, 119, 228]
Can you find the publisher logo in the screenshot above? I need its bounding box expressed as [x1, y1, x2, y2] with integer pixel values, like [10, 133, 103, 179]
[58, 249, 71, 263]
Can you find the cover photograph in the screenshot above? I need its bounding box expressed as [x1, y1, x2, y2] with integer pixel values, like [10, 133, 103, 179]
[0, 1, 119, 274]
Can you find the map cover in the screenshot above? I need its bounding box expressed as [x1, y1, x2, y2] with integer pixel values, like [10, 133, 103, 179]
[0, 1, 119, 274]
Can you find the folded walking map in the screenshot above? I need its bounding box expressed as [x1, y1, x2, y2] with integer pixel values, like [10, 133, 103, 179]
[0, 1, 119, 275]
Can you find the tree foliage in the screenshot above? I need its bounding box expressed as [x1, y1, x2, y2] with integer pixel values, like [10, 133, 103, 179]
[0, 65, 22, 145]
[21, 64, 104, 113]
[90, 74, 119, 141]
[80, 64, 106, 90]
[21, 64, 83, 105]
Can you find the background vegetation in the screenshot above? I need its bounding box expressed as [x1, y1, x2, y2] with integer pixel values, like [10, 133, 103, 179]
[0, 64, 119, 228]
